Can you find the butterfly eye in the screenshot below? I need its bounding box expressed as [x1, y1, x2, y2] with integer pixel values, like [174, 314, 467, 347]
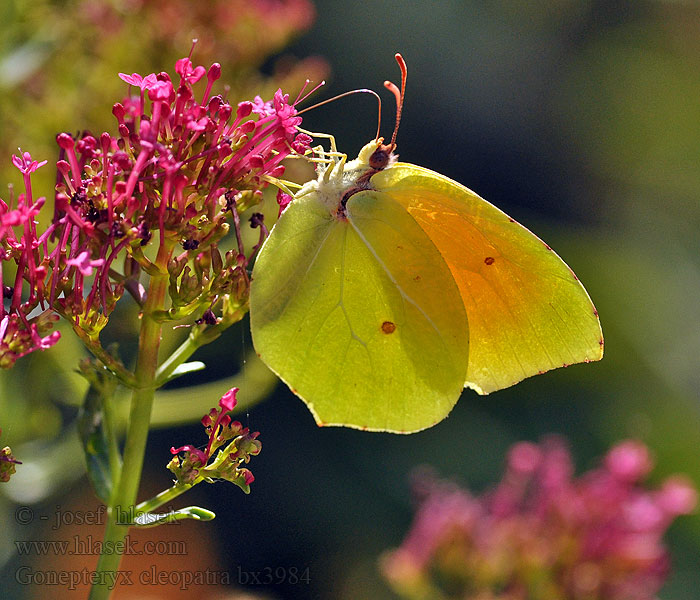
[369, 144, 393, 170]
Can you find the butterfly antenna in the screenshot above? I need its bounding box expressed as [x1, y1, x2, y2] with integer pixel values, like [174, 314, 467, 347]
[384, 53, 407, 150]
[297, 89, 382, 141]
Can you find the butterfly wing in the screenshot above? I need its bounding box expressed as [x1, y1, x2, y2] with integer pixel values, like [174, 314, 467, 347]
[250, 188, 468, 432]
[371, 163, 603, 394]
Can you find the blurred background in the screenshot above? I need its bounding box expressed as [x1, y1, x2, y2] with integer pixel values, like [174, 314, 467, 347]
[2, 0, 700, 598]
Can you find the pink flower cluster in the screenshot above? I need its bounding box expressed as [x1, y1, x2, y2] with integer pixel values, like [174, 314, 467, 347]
[169, 387, 261, 492]
[382, 438, 697, 600]
[0, 154, 60, 367]
[1, 56, 312, 367]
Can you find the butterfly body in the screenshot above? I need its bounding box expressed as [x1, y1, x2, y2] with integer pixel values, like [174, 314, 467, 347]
[250, 139, 603, 433]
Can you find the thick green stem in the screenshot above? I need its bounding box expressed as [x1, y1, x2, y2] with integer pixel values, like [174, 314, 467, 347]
[89, 242, 172, 600]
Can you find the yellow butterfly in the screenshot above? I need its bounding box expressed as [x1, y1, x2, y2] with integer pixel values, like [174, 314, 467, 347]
[250, 55, 603, 433]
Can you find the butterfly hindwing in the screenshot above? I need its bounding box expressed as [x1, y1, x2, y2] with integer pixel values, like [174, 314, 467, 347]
[250, 187, 468, 432]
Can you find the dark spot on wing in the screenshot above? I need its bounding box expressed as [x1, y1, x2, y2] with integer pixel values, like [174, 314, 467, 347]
[484, 256, 495, 265]
[381, 321, 397, 334]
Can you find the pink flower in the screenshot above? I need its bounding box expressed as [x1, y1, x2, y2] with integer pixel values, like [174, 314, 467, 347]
[251, 96, 274, 117]
[276, 190, 293, 216]
[118, 72, 158, 91]
[291, 132, 313, 154]
[0, 314, 61, 369]
[605, 439, 653, 482]
[219, 387, 239, 413]
[0, 196, 43, 230]
[3, 57, 313, 370]
[271, 89, 302, 136]
[237, 101, 253, 119]
[11, 152, 47, 175]
[240, 469, 254, 486]
[175, 57, 206, 85]
[656, 476, 698, 516]
[170, 444, 208, 466]
[382, 438, 696, 600]
[66, 251, 105, 277]
[507, 440, 541, 474]
[168, 387, 260, 492]
[147, 79, 174, 102]
[185, 116, 209, 132]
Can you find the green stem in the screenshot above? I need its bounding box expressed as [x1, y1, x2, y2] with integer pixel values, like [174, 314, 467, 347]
[71, 326, 136, 387]
[89, 241, 173, 600]
[135, 442, 235, 515]
[153, 313, 236, 386]
[135, 480, 200, 514]
[154, 327, 210, 386]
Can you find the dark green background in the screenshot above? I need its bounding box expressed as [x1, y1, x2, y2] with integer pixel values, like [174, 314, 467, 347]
[2, 1, 700, 598]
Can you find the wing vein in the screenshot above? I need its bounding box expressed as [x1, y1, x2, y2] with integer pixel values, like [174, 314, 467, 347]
[347, 214, 443, 340]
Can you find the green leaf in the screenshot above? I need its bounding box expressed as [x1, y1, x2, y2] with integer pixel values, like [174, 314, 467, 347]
[133, 506, 216, 528]
[163, 361, 206, 384]
[77, 384, 114, 503]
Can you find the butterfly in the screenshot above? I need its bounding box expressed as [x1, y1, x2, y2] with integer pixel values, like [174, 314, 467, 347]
[249, 55, 603, 433]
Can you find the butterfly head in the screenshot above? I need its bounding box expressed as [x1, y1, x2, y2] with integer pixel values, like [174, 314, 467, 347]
[368, 140, 397, 171]
[358, 53, 406, 173]
[293, 54, 406, 216]
[350, 137, 397, 174]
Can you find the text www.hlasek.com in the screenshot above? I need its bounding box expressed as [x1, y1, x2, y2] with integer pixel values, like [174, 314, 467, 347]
[14, 535, 186, 556]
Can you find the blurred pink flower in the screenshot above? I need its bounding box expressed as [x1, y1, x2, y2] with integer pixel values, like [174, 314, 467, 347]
[382, 437, 696, 600]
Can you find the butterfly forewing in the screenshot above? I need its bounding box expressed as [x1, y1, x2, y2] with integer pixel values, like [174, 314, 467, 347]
[370, 163, 603, 394]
